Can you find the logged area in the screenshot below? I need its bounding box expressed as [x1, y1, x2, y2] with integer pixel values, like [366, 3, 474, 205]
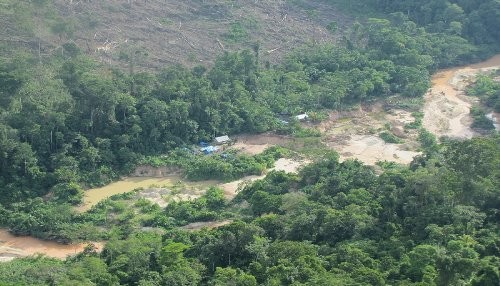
[1, 0, 347, 68]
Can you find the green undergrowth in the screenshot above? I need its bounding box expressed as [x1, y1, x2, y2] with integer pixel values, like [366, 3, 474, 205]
[385, 96, 425, 112]
[470, 106, 495, 131]
[141, 146, 291, 181]
[405, 112, 424, 130]
[379, 131, 403, 144]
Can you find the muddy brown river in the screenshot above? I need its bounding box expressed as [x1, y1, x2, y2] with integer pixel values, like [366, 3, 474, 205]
[0, 229, 103, 262]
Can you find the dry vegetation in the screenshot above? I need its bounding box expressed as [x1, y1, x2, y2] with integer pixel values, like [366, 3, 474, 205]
[4, 0, 349, 69]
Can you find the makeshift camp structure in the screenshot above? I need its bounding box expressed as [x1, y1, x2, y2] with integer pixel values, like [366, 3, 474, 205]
[295, 113, 308, 120]
[214, 135, 230, 144]
[200, 146, 220, 154]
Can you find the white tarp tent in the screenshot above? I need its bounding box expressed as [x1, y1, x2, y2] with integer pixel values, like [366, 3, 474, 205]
[295, 113, 308, 120]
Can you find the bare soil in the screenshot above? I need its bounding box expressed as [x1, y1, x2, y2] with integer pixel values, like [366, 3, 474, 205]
[423, 55, 500, 138]
[338, 135, 420, 165]
[318, 104, 421, 165]
[231, 133, 293, 155]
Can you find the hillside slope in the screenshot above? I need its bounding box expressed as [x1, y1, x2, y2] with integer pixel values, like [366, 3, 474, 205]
[0, 0, 349, 69]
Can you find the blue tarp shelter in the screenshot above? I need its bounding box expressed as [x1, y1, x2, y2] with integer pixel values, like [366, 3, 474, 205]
[201, 146, 220, 154]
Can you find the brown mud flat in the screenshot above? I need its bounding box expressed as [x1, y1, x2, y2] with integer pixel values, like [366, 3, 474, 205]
[318, 105, 421, 165]
[423, 55, 500, 138]
[231, 133, 293, 155]
[0, 229, 103, 262]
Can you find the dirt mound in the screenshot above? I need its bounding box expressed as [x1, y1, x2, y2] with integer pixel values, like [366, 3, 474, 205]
[137, 188, 172, 208]
[137, 186, 207, 208]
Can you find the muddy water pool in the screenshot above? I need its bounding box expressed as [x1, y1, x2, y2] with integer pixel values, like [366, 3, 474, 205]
[78, 176, 218, 211]
[0, 229, 102, 262]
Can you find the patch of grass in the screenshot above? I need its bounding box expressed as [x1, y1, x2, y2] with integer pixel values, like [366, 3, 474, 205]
[225, 22, 248, 43]
[467, 73, 500, 113]
[187, 52, 197, 62]
[379, 131, 403, 144]
[159, 18, 174, 26]
[306, 9, 319, 20]
[385, 96, 424, 112]
[326, 21, 338, 33]
[418, 128, 438, 153]
[286, 137, 330, 158]
[470, 105, 495, 130]
[376, 160, 404, 170]
[294, 127, 322, 138]
[405, 112, 424, 129]
[242, 15, 259, 30]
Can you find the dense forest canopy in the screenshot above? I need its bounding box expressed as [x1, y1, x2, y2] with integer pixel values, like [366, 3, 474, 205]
[1, 137, 499, 285]
[366, 0, 500, 46]
[0, 0, 499, 285]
